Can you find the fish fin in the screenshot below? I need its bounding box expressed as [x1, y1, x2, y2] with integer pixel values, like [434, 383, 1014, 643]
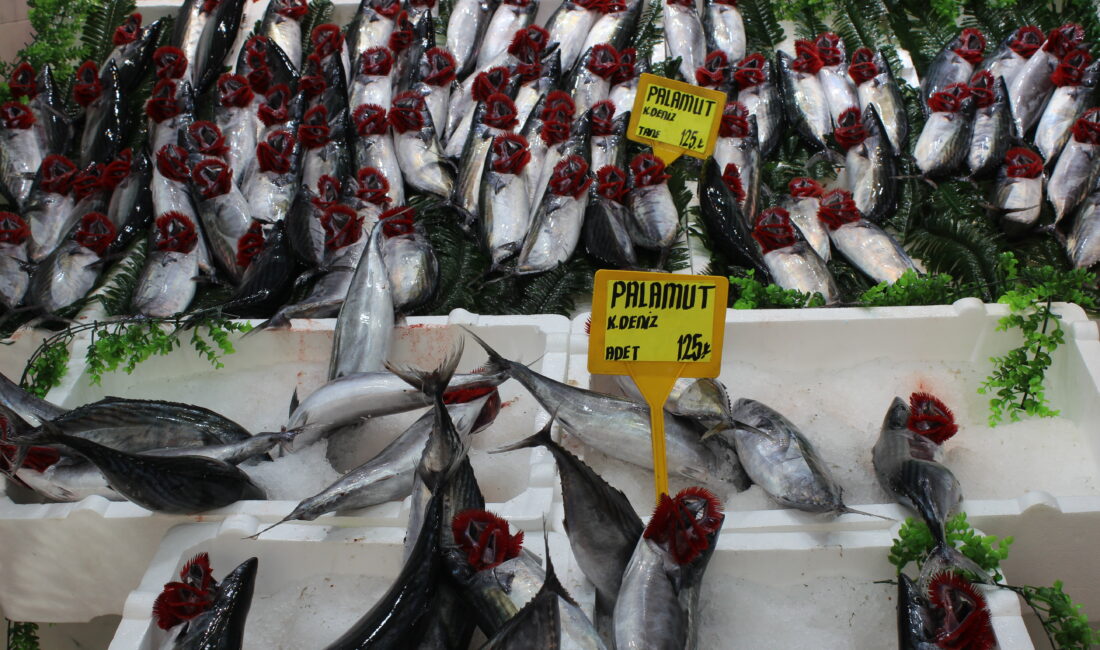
[288, 388, 299, 419]
[733, 420, 789, 451]
[461, 326, 511, 377]
[384, 337, 464, 400]
[539, 526, 578, 608]
[244, 513, 295, 540]
[921, 541, 993, 586]
[699, 422, 727, 441]
[244, 311, 291, 336]
[838, 505, 895, 521]
[489, 417, 553, 454]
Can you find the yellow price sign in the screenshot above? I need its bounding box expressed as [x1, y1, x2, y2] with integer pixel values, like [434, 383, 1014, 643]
[588, 270, 728, 502]
[627, 73, 727, 165]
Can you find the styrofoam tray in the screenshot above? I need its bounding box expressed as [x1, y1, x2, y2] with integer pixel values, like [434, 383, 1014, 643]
[109, 517, 584, 650]
[565, 298, 1100, 620]
[0, 311, 567, 622]
[110, 517, 1031, 649]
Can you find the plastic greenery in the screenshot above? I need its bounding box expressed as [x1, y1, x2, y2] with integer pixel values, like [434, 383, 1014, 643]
[857, 270, 957, 307]
[979, 254, 1099, 426]
[301, 0, 335, 58]
[729, 272, 827, 309]
[5, 620, 39, 650]
[889, 513, 1100, 649]
[20, 316, 254, 397]
[889, 513, 1012, 581]
[0, 0, 98, 83]
[82, 0, 137, 67]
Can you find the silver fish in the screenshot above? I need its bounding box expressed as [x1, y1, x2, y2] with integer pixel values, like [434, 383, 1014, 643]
[343, 167, 392, 236]
[352, 103, 406, 206]
[520, 92, 576, 212]
[392, 91, 454, 198]
[171, 0, 211, 85]
[514, 51, 561, 135]
[1035, 57, 1100, 165]
[1047, 112, 1100, 224]
[468, 331, 750, 489]
[445, 0, 494, 79]
[726, 398, 865, 513]
[329, 220, 393, 379]
[105, 149, 154, 256]
[914, 84, 974, 177]
[242, 126, 303, 224]
[922, 28, 984, 113]
[850, 48, 908, 155]
[15, 459, 122, 502]
[609, 56, 642, 116]
[995, 147, 1045, 235]
[1067, 179, 1100, 269]
[1009, 25, 1085, 136]
[481, 133, 533, 267]
[981, 26, 1044, 89]
[410, 47, 456, 145]
[454, 98, 517, 222]
[260, 0, 307, 71]
[662, 0, 705, 84]
[776, 49, 831, 150]
[583, 194, 638, 269]
[713, 109, 760, 219]
[29, 221, 111, 313]
[261, 397, 489, 531]
[382, 219, 438, 312]
[24, 155, 77, 262]
[782, 179, 829, 261]
[132, 214, 203, 317]
[844, 104, 897, 223]
[213, 73, 260, 189]
[0, 103, 45, 210]
[626, 153, 679, 254]
[754, 211, 837, 303]
[966, 74, 1013, 179]
[446, 545, 556, 636]
[0, 372, 67, 425]
[614, 490, 722, 650]
[703, 0, 746, 65]
[301, 106, 352, 193]
[192, 158, 253, 283]
[478, 0, 537, 71]
[733, 53, 781, 158]
[818, 190, 916, 285]
[165, 557, 258, 649]
[149, 430, 298, 464]
[25, 64, 71, 158]
[446, 64, 516, 158]
[545, 1, 600, 72]
[347, 0, 397, 68]
[0, 213, 30, 309]
[568, 46, 619, 116]
[814, 33, 858, 127]
[582, 0, 642, 52]
[517, 151, 592, 275]
[590, 104, 628, 173]
[349, 47, 395, 112]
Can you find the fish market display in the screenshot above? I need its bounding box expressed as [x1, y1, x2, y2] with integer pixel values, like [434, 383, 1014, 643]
[914, 83, 974, 177]
[996, 147, 1045, 235]
[965, 72, 1012, 179]
[922, 29, 985, 112]
[751, 207, 837, 303]
[816, 189, 916, 285]
[1047, 108, 1100, 223]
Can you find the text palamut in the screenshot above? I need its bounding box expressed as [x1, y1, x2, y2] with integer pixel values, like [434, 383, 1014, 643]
[609, 281, 716, 310]
[643, 86, 718, 117]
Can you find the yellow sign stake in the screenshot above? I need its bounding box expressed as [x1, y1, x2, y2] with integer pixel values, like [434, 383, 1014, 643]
[626, 73, 727, 165]
[588, 270, 728, 503]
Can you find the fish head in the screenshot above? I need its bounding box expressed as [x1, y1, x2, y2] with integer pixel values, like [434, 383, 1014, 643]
[153, 46, 187, 81]
[72, 61, 102, 108]
[310, 23, 344, 60]
[9, 62, 36, 100]
[354, 166, 393, 206]
[421, 47, 456, 87]
[236, 220, 266, 269]
[926, 572, 996, 650]
[1003, 147, 1043, 179]
[256, 129, 297, 174]
[595, 164, 628, 203]
[897, 573, 936, 646]
[696, 50, 730, 89]
[816, 189, 861, 230]
[906, 392, 957, 444]
[482, 93, 519, 130]
[187, 121, 228, 158]
[192, 158, 233, 199]
[473, 67, 513, 104]
[586, 44, 621, 81]
[388, 11, 414, 54]
[113, 13, 143, 46]
[611, 47, 637, 86]
[490, 133, 533, 176]
[353, 103, 389, 136]
[735, 52, 767, 90]
[967, 70, 995, 108]
[951, 28, 986, 65]
[790, 40, 823, 75]
[721, 163, 745, 202]
[848, 47, 878, 85]
[1043, 24, 1085, 59]
[752, 207, 796, 253]
[1052, 49, 1094, 88]
[73, 212, 116, 256]
[320, 204, 365, 251]
[359, 47, 394, 80]
[154, 212, 200, 254]
[300, 105, 332, 150]
[719, 101, 749, 138]
[813, 32, 845, 67]
[644, 487, 724, 566]
[216, 73, 254, 108]
[101, 148, 133, 191]
[273, 0, 308, 20]
[1006, 26, 1043, 59]
[155, 144, 192, 183]
[451, 509, 525, 571]
[0, 212, 29, 247]
[389, 91, 427, 134]
[927, 83, 971, 114]
[834, 106, 868, 150]
[1072, 107, 1100, 145]
[38, 155, 79, 195]
[788, 177, 823, 199]
[146, 79, 181, 123]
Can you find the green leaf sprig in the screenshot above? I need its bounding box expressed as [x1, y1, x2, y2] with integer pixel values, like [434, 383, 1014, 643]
[6, 620, 40, 650]
[729, 272, 827, 309]
[857, 270, 957, 307]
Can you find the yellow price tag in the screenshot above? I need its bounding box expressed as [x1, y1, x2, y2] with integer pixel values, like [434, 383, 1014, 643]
[588, 270, 728, 502]
[627, 73, 727, 165]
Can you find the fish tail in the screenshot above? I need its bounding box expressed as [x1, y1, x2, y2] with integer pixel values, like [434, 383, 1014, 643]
[385, 336, 464, 403]
[489, 418, 554, 455]
[539, 527, 578, 607]
[461, 326, 512, 378]
[838, 505, 895, 521]
[244, 310, 291, 336]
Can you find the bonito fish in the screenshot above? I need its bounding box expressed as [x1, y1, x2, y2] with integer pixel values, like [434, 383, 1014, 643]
[1047, 108, 1100, 224]
[848, 47, 908, 155]
[817, 189, 916, 285]
[751, 208, 837, 303]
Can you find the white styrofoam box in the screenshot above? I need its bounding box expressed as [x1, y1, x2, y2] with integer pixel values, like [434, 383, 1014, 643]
[0, 311, 566, 623]
[565, 299, 1100, 621]
[109, 517, 583, 649]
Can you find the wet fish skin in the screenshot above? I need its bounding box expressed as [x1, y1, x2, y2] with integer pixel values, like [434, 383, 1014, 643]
[132, 248, 200, 318]
[453, 101, 500, 222]
[478, 0, 537, 71]
[1008, 47, 1058, 137]
[0, 240, 29, 310]
[222, 220, 300, 318]
[347, 0, 395, 68]
[193, 166, 252, 284]
[776, 50, 830, 150]
[714, 116, 761, 220]
[827, 219, 917, 285]
[761, 240, 837, 304]
[817, 45, 858, 127]
[735, 57, 782, 158]
[782, 195, 829, 262]
[393, 94, 454, 198]
[854, 50, 908, 155]
[353, 127, 406, 206]
[23, 176, 76, 263]
[16, 425, 264, 514]
[663, 1, 706, 84]
[444, 549, 547, 636]
[261, 0, 305, 72]
[514, 51, 561, 134]
[627, 177, 679, 252]
[590, 111, 629, 173]
[15, 461, 121, 503]
[383, 225, 438, 312]
[105, 150, 154, 255]
[922, 33, 978, 113]
[996, 170, 1044, 236]
[1047, 137, 1100, 224]
[1067, 182, 1100, 269]
[848, 104, 897, 223]
[0, 372, 67, 425]
[897, 573, 938, 650]
[583, 196, 638, 269]
[329, 220, 394, 379]
[171, 0, 210, 85]
[145, 430, 298, 465]
[468, 331, 750, 490]
[192, 0, 247, 94]
[914, 99, 975, 178]
[170, 557, 257, 650]
[28, 239, 103, 313]
[967, 77, 1013, 179]
[29, 64, 72, 157]
[582, 0, 643, 53]
[1035, 61, 1100, 165]
[0, 112, 45, 211]
[703, 0, 746, 65]
[480, 134, 533, 267]
[81, 62, 126, 168]
[981, 29, 1036, 89]
[545, 1, 599, 72]
[497, 422, 644, 608]
[445, 0, 495, 79]
[49, 396, 252, 451]
[697, 158, 770, 281]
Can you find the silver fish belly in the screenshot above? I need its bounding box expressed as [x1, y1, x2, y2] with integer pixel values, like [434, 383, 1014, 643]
[762, 241, 837, 303]
[828, 220, 916, 284]
[329, 222, 393, 379]
[1048, 139, 1100, 223]
[662, 3, 706, 84]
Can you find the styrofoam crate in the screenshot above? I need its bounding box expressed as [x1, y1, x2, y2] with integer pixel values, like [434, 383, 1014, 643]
[0, 311, 566, 622]
[109, 517, 584, 649]
[565, 298, 1100, 621]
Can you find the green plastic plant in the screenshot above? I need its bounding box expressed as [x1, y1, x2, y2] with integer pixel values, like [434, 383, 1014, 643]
[729, 272, 827, 309]
[889, 513, 1100, 649]
[979, 253, 1099, 426]
[857, 270, 958, 307]
[6, 620, 39, 650]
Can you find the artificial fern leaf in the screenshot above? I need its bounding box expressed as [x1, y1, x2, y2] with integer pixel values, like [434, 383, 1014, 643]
[830, 0, 893, 54]
[631, 0, 664, 62]
[739, 0, 786, 53]
[98, 237, 148, 316]
[83, 0, 138, 67]
[301, 0, 335, 58]
[792, 8, 829, 41]
[507, 259, 594, 316]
